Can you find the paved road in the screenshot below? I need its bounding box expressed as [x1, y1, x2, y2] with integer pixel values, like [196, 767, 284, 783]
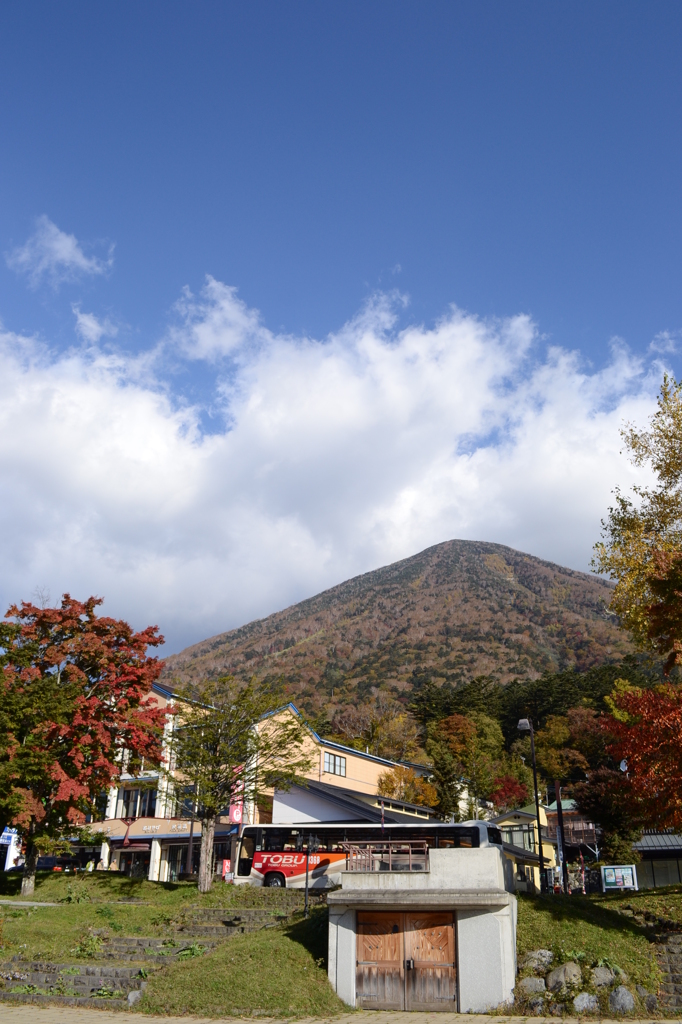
[0, 1008, 668, 1024]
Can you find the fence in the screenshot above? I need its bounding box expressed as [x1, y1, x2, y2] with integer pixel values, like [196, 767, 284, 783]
[341, 840, 429, 872]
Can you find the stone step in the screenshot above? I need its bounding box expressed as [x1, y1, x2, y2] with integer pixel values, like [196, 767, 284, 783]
[2, 970, 141, 990]
[2, 961, 142, 978]
[1, 960, 148, 997]
[0, 991, 128, 1010]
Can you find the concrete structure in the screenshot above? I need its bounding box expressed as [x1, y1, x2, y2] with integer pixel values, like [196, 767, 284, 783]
[327, 844, 517, 1012]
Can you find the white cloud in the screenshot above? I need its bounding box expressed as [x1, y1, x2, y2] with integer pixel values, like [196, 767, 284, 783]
[170, 277, 270, 361]
[0, 284, 663, 653]
[72, 305, 118, 344]
[6, 216, 113, 289]
[649, 330, 678, 355]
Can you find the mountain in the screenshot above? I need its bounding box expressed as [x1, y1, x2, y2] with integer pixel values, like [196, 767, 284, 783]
[160, 539, 632, 723]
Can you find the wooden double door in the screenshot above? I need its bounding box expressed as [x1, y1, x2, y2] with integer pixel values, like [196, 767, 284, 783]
[356, 911, 457, 1011]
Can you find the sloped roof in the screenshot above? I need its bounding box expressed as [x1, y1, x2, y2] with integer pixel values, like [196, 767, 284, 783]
[281, 779, 436, 823]
[634, 832, 682, 852]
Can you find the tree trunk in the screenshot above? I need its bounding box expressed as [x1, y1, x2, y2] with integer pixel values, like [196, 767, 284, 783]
[198, 815, 215, 894]
[21, 842, 39, 896]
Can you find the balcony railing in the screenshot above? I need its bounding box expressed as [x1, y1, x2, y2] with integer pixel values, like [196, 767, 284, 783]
[341, 840, 429, 872]
[545, 822, 597, 845]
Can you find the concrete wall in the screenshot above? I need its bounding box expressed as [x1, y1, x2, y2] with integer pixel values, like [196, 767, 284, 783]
[338, 848, 509, 893]
[457, 904, 516, 1012]
[328, 906, 356, 1007]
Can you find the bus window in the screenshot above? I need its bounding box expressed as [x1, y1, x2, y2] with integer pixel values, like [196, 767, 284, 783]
[486, 826, 503, 847]
[237, 836, 255, 876]
[262, 830, 288, 852]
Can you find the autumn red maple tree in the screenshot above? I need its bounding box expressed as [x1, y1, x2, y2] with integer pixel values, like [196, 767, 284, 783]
[0, 595, 167, 894]
[605, 683, 682, 832]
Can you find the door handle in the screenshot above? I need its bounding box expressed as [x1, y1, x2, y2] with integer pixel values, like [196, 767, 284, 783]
[405, 958, 414, 970]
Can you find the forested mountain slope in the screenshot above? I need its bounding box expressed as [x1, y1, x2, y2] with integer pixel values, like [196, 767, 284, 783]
[161, 540, 631, 724]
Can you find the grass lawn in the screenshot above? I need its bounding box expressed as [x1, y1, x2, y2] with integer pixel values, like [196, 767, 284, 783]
[0, 872, 344, 1017]
[0, 871, 308, 963]
[139, 907, 344, 1018]
[0, 869, 305, 910]
[2, 872, 681, 1017]
[517, 892, 660, 990]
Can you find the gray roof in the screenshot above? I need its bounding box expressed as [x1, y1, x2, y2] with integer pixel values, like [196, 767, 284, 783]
[634, 832, 682, 852]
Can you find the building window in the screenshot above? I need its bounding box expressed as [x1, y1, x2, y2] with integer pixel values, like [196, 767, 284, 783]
[120, 787, 157, 818]
[324, 752, 346, 777]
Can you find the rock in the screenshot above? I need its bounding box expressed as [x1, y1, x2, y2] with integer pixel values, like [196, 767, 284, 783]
[550, 1003, 566, 1016]
[546, 962, 582, 991]
[528, 996, 546, 1015]
[128, 982, 147, 1009]
[524, 949, 554, 973]
[636, 987, 658, 1012]
[520, 976, 547, 995]
[573, 992, 599, 1013]
[592, 965, 615, 987]
[609, 985, 635, 1013]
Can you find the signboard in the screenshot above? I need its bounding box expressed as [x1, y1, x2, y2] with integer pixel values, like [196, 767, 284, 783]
[0, 827, 18, 845]
[601, 864, 638, 891]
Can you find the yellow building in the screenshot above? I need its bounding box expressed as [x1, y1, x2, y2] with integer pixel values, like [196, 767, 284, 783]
[493, 803, 557, 892]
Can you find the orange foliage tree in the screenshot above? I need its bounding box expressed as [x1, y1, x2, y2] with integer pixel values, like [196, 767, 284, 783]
[0, 595, 167, 894]
[377, 765, 438, 808]
[606, 683, 682, 830]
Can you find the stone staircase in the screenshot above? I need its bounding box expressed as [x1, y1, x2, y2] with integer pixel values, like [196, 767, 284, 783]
[0, 900, 301, 1009]
[0, 961, 148, 1009]
[174, 905, 293, 938]
[655, 932, 682, 1010]
[614, 901, 682, 1010]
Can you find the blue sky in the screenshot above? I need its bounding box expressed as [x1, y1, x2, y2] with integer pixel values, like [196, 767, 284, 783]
[0, 3, 679, 650]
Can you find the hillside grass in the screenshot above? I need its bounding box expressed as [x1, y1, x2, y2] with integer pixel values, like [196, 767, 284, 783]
[0, 874, 344, 1018]
[0, 869, 305, 909]
[139, 906, 344, 1017]
[2, 872, 680, 1017]
[0, 872, 307, 963]
[516, 889, 670, 992]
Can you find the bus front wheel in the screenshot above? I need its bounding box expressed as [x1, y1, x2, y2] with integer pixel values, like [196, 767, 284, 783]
[264, 872, 285, 888]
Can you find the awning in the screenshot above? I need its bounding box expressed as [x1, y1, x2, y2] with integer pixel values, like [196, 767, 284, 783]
[112, 842, 151, 852]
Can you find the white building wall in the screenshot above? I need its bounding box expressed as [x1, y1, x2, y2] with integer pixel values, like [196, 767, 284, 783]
[272, 787, 361, 823]
[457, 905, 516, 1011]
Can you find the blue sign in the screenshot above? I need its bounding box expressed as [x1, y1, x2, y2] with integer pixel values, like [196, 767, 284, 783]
[0, 827, 18, 845]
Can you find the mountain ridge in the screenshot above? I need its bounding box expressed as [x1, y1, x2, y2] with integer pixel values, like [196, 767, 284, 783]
[160, 539, 631, 722]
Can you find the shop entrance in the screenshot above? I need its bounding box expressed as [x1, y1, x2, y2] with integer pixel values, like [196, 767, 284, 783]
[356, 911, 456, 1011]
[119, 849, 151, 878]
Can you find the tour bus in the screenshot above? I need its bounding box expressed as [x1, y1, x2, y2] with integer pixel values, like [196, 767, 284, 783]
[234, 821, 504, 888]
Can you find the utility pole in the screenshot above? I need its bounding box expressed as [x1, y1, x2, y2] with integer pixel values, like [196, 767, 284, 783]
[517, 718, 547, 893]
[554, 780, 570, 894]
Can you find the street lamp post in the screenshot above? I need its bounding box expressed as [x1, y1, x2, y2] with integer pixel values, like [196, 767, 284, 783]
[517, 718, 546, 893]
[304, 834, 320, 918]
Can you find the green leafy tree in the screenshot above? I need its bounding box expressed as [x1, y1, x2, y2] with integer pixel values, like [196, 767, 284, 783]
[593, 374, 682, 662]
[170, 678, 314, 892]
